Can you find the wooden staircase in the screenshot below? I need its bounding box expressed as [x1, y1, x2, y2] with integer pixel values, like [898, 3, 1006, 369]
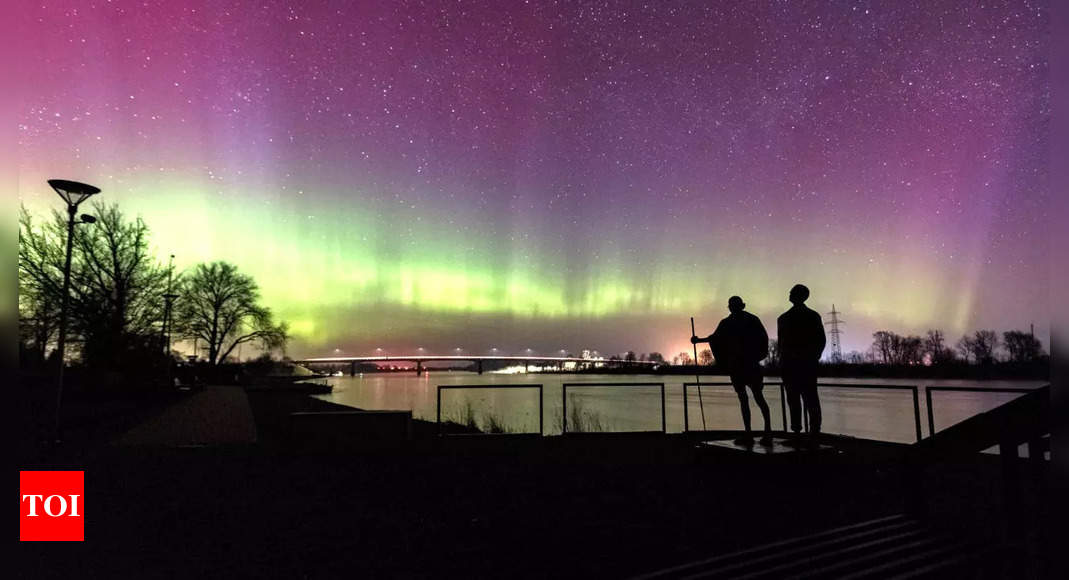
[633, 514, 992, 579]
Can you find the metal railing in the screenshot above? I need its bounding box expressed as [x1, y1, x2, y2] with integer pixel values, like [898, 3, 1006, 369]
[436, 384, 543, 436]
[685, 381, 923, 442]
[683, 382, 789, 433]
[429, 381, 1043, 441]
[561, 382, 666, 434]
[924, 386, 1035, 438]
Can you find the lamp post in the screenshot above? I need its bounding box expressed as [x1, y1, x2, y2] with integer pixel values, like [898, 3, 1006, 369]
[162, 254, 178, 388]
[48, 179, 100, 443]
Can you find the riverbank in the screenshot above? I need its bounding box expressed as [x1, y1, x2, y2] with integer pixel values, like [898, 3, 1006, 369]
[18, 384, 1046, 578]
[16, 387, 911, 578]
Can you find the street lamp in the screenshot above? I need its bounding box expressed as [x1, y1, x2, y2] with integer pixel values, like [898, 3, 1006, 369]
[162, 255, 178, 352]
[48, 179, 100, 442]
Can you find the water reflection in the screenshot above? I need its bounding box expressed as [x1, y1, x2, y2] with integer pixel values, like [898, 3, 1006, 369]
[315, 373, 1045, 442]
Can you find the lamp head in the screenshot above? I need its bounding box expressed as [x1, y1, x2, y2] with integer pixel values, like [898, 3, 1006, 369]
[80, 214, 96, 224]
[48, 179, 101, 206]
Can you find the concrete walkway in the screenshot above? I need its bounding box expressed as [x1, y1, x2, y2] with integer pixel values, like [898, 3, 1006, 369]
[117, 386, 257, 446]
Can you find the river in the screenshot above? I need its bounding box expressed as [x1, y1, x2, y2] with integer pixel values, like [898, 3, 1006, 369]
[314, 372, 1046, 443]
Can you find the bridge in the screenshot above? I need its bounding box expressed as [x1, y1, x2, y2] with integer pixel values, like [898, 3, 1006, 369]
[295, 355, 657, 376]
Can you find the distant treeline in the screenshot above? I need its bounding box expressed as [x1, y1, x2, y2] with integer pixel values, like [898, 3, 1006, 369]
[836, 328, 1045, 367]
[631, 360, 1048, 381]
[594, 328, 1048, 381]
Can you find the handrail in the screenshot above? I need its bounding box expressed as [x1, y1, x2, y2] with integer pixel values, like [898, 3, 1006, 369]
[561, 382, 666, 434]
[685, 381, 922, 442]
[915, 385, 1049, 456]
[682, 382, 789, 433]
[924, 386, 1037, 438]
[436, 384, 543, 436]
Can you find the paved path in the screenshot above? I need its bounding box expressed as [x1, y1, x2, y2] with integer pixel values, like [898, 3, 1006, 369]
[117, 386, 257, 446]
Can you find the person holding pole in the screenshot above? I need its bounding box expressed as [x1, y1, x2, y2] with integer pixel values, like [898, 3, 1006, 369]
[777, 284, 826, 446]
[692, 295, 772, 446]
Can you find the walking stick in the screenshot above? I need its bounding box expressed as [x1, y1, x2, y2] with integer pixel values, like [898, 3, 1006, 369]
[691, 317, 707, 430]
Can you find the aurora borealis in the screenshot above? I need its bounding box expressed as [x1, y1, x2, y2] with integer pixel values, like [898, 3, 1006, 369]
[15, 1, 1049, 358]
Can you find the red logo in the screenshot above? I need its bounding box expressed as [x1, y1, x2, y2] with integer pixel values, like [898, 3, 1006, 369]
[20, 471, 84, 541]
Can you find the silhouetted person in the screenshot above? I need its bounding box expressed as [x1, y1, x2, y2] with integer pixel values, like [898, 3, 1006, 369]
[777, 284, 826, 443]
[692, 296, 772, 446]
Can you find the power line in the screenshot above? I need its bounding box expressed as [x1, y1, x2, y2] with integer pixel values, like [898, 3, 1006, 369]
[825, 304, 844, 362]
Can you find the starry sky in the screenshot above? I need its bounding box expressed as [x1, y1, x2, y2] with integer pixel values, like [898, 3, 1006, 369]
[15, 0, 1049, 359]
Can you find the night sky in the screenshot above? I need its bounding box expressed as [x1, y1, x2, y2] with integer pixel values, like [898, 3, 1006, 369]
[16, 1, 1049, 359]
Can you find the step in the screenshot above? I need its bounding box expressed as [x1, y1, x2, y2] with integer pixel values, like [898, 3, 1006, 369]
[632, 515, 912, 579]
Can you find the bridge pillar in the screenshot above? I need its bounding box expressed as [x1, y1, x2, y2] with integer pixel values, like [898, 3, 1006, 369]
[349, 361, 356, 377]
[524, 362, 529, 373]
[477, 360, 483, 374]
[416, 361, 423, 376]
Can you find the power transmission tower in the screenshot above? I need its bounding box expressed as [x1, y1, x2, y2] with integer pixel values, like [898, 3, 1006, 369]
[825, 304, 844, 362]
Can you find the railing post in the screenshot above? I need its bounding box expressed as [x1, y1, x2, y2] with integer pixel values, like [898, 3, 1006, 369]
[436, 387, 442, 436]
[912, 387, 922, 442]
[538, 385, 544, 436]
[683, 383, 689, 433]
[925, 387, 935, 437]
[660, 384, 666, 433]
[561, 385, 568, 434]
[1000, 440, 1023, 569]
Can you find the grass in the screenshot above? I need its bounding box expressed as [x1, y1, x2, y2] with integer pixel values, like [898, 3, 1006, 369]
[559, 394, 608, 433]
[446, 399, 513, 434]
[481, 413, 509, 434]
[460, 400, 479, 430]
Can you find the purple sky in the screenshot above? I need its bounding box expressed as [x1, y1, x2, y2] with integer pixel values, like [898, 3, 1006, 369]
[16, 1, 1049, 358]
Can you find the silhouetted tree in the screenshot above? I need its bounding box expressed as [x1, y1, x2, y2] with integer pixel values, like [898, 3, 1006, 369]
[18, 277, 60, 367]
[647, 352, 665, 364]
[923, 330, 956, 365]
[19, 203, 170, 370]
[869, 331, 924, 365]
[955, 335, 975, 364]
[956, 330, 998, 365]
[1002, 330, 1042, 363]
[845, 350, 866, 364]
[698, 348, 713, 366]
[676, 352, 693, 366]
[899, 335, 924, 365]
[625, 350, 636, 363]
[872, 331, 895, 364]
[176, 261, 288, 365]
[971, 330, 999, 364]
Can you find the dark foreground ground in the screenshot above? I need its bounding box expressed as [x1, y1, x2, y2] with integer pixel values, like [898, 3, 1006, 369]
[16, 386, 1043, 579]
